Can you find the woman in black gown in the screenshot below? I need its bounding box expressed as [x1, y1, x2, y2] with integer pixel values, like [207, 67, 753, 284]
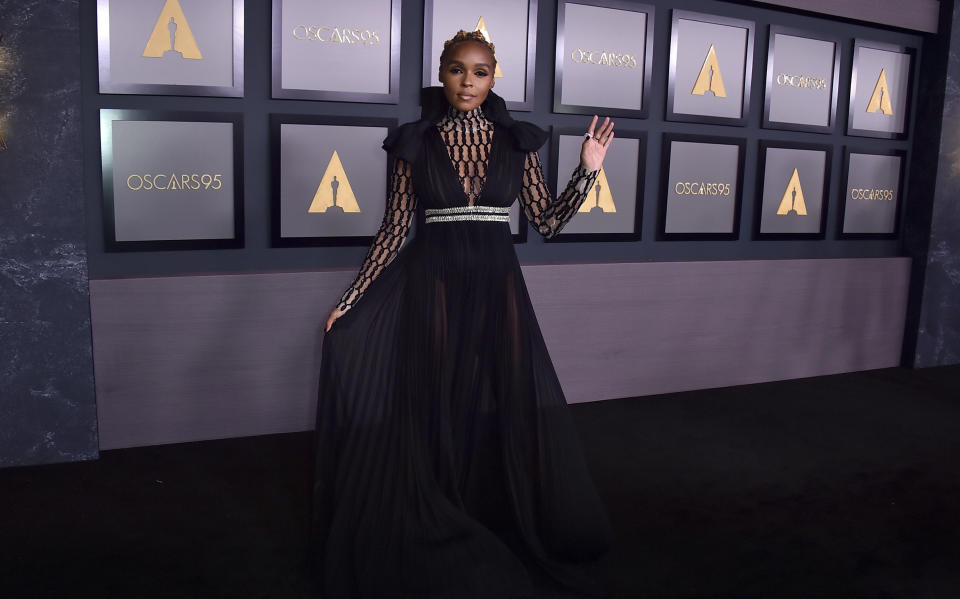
[312, 30, 616, 598]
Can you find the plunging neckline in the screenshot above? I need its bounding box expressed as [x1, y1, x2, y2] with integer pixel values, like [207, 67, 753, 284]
[433, 122, 498, 208]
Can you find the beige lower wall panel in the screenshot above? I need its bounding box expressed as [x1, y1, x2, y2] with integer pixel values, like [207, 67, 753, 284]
[90, 258, 911, 449]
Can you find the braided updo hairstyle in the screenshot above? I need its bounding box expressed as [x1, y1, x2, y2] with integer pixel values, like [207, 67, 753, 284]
[439, 29, 498, 70]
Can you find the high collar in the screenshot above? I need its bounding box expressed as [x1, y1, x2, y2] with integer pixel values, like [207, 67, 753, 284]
[437, 104, 490, 132]
[419, 86, 515, 128]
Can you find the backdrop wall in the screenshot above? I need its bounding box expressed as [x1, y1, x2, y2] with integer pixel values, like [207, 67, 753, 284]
[78, 0, 935, 450]
[81, 0, 924, 279]
[0, 0, 952, 465]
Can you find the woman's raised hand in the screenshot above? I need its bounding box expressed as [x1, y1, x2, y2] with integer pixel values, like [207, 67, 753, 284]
[580, 115, 614, 172]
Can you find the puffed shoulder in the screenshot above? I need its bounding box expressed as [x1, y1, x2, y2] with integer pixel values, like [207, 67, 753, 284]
[381, 121, 431, 163]
[507, 121, 549, 153]
[383, 87, 549, 161]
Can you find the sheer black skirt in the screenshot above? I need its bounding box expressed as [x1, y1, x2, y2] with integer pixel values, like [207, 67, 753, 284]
[311, 218, 612, 598]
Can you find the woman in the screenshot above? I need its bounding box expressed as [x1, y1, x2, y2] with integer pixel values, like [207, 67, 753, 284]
[312, 30, 616, 598]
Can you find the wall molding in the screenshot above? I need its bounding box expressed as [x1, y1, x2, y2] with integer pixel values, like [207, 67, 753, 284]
[90, 257, 911, 449]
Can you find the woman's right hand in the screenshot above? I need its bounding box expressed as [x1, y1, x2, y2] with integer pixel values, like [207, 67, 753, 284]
[325, 306, 347, 332]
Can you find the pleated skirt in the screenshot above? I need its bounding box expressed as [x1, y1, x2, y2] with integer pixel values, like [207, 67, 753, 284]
[311, 219, 612, 598]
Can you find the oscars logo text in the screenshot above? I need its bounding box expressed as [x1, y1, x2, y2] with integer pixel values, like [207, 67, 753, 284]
[126, 173, 223, 191]
[292, 26, 381, 45]
[674, 181, 732, 196]
[850, 187, 895, 201]
[570, 49, 638, 68]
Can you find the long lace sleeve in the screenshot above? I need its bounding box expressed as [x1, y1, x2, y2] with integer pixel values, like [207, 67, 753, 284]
[335, 158, 416, 312]
[518, 151, 599, 239]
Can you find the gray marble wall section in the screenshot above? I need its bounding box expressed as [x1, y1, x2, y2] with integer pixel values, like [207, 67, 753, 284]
[0, 1, 98, 467]
[90, 258, 909, 449]
[915, 0, 960, 367]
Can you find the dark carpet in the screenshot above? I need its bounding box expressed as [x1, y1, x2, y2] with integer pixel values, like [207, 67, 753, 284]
[1, 366, 959, 598]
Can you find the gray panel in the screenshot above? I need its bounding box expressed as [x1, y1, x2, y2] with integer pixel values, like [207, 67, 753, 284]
[527, 258, 911, 403]
[850, 46, 912, 135]
[111, 120, 235, 241]
[759, 147, 826, 234]
[105, 0, 235, 87]
[665, 141, 740, 233]
[749, 0, 939, 34]
[554, 134, 640, 234]
[90, 271, 355, 449]
[279, 123, 388, 238]
[90, 258, 910, 448]
[427, 0, 530, 103]
[842, 153, 902, 234]
[672, 18, 748, 119]
[559, 3, 646, 111]
[768, 34, 836, 127]
[279, 0, 392, 94]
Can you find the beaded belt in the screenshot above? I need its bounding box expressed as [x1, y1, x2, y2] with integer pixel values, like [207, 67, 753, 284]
[424, 205, 511, 224]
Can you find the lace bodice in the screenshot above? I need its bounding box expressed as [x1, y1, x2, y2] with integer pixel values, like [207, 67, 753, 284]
[335, 107, 599, 312]
[437, 106, 493, 205]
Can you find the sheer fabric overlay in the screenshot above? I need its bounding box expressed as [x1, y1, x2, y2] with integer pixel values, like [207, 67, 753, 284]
[314, 90, 612, 599]
[336, 105, 598, 312]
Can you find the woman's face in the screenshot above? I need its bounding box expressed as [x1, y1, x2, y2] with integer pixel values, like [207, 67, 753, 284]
[438, 40, 496, 112]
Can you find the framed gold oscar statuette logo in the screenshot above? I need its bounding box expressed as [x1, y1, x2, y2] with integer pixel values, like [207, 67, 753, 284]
[667, 10, 754, 127]
[763, 26, 841, 134]
[271, 114, 528, 246]
[423, 0, 538, 111]
[99, 110, 244, 251]
[270, 115, 397, 246]
[847, 39, 916, 140]
[546, 127, 645, 241]
[754, 141, 832, 239]
[658, 133, 745, 240]
[553, 0, 655, 119]
[839, 147, 906, 238]
[271, 0, 401, 103]
[96, 0, 244, 97]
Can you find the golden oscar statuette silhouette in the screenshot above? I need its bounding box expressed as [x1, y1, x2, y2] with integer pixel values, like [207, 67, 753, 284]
[692, 44, 727, 97]
[776, 168, 807, 216]
[866, 68, 894, 115]
[143, 0, 203, 60]
[473, 16, 503, 78]
[578, 167, 617, 213]
[309, 151, 361, 213]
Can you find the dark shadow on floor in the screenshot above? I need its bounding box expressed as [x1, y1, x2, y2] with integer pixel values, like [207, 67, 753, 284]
[1, 366, 958, 598]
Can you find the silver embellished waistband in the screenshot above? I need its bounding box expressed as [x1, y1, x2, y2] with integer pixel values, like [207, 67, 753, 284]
[425, 205, 511, 224]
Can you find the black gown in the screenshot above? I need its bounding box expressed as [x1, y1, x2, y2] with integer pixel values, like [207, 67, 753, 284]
[311, 87, 613, 598]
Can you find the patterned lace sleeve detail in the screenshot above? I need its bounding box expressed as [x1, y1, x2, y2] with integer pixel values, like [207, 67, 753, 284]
[519, 151, 599, 239]
[336, 158, 417, 312]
